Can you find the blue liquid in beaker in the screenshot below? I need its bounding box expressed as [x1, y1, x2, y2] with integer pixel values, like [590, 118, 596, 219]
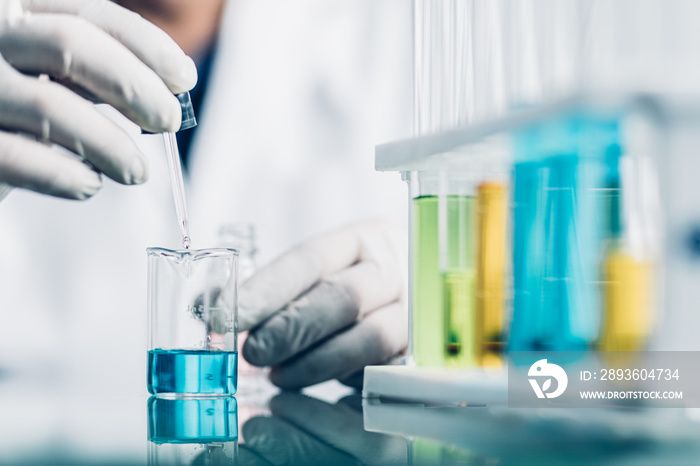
[148, 349, 238, 396]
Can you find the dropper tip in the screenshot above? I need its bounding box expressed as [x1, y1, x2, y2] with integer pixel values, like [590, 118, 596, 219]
[182, 236, 191, 249]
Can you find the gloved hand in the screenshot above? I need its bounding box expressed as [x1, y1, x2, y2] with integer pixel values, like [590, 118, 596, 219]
[239, 219, 408, 389]
[0, 0, 197, 200]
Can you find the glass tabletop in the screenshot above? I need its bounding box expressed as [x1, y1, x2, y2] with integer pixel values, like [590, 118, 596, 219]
[2, 370, 700, 465]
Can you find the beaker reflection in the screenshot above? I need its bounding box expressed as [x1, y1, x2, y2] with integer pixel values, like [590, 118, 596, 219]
[147, 396, 238, 465]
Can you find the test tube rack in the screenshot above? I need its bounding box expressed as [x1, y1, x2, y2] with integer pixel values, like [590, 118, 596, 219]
[364, 91, 700, 404]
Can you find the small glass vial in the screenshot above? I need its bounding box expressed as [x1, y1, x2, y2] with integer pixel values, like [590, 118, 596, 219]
[147, 248, 238, 397]
[217, 223, 271, 397]
[218, 223, 257, 282]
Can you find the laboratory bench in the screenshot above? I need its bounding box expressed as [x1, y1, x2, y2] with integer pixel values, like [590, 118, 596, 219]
[1, 370, 700, 465]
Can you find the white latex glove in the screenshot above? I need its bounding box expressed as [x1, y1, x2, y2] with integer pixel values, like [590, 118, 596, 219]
[239, 219, 408, 389]
[0, 0, 197, 200]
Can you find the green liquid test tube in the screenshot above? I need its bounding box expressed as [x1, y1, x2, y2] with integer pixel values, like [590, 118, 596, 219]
[412, 195, 477, 367]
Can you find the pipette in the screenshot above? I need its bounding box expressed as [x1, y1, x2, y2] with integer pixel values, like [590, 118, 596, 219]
[163, 131, 191, 249]
[158, 92, 197, 250]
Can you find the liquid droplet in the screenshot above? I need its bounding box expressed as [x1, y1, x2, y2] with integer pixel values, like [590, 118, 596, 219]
[182, 236, 191, 249]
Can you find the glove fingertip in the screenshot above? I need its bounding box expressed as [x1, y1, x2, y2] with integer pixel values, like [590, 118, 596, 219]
[160, 54, 198, 95]
[75, 181, 101, 200]
[160, 55, 199, 94]
[81, 170, 103, 197]
[241, 333, 274, 367]
[59, 168, 102, 200]
[141, 94, 181, 133]
[268, 366, 303, 390]
[177, 55, 198, 93]
[237, 300, 261, 332]
[126, 153, 148, 185]
[236, 313, 253, 332]
[162, 95, 183, 132]
[241, 337, 260, 366]
[153, 39, 198, 94]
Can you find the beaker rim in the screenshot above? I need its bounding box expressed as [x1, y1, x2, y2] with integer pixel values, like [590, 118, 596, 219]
[146, 247, 239, 259]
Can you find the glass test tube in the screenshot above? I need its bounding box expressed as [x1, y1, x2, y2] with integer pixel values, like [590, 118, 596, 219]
[509, 116, 623, 351]
[599, 143, 655, 351]
[410, 0, 508, 368]
[411, 171, 478, 368]
[475, 181, 507, 366]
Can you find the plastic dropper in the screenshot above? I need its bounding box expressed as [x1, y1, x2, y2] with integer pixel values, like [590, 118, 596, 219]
[161, 92, 197, 249]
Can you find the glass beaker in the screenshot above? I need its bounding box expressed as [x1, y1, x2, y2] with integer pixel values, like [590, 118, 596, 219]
[147, 248, 238, 397]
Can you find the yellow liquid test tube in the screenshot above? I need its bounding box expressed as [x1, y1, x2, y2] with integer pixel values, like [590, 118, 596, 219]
[599, 250, 653, 352]
[475, 182, 507, 367]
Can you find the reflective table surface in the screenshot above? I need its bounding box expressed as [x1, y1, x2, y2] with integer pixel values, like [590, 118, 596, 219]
[2, 370, 700, 465]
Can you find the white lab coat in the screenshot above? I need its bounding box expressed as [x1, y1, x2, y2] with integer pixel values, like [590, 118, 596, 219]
[0, 0, 411, 391]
